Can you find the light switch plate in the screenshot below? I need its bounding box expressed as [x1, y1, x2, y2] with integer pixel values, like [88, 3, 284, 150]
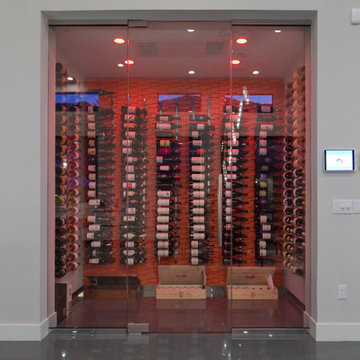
[351, 8, 360, 25]
[353, 200, 360, 213]
[332, 199, 353, 214]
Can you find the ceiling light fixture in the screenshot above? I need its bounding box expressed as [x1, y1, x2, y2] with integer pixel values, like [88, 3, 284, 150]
[117, 63, 124, 67]
[124, 59, 135, 65]
[252, 70, 260, 75]
[187, 28, 195, 32]
[236, 37, 248, 45]
[274, 29, 282, 33]
[67, 76, 74, 81]
[231, 59, 241, 65]
[188, 70, 195, 75]
[113, 37, 126, 44]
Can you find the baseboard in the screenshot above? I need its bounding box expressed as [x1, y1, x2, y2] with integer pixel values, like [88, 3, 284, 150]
[0, 316, 51, 341]
[304, 313, 360, 341]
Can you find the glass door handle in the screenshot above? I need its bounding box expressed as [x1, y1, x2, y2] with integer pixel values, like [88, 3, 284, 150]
[217, 173, 222, 246]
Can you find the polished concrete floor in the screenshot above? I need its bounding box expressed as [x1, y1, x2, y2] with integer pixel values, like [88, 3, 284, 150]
[1, 330, 360, 360]
[58, 290, 304, 331]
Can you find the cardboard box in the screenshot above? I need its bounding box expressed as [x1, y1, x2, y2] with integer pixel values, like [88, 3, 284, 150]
[226, 267, 278, 300]
[156, 265, 207, 300]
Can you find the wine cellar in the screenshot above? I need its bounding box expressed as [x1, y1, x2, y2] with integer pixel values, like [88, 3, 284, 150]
[53, 22, 308, 331]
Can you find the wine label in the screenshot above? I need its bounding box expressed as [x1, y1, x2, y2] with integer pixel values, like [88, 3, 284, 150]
[191, 258, 199, 265]
[87, 131, 96, 138]
[159, 115, 171, 121]
[259, 131, 268, 139]
[157, 216, 170, 223]
[124, 113, 136, 120]
[260, 215, 268, 224]
[126, 208, 136, 215]
[157, 207, 170, 215]
[225, 157, 236, 164]
[192, 182, 204, 190]
[224, 132, 239, 139]
[193, 216, 205, 223]
[88, 106, 94, 113]
[195, 123, 205, 130]
[87, 114, 95, 121]
[191, 241, 199, 248]
[88, 173, 96, 181]
[89, 258, 100, 264]
[191, 174, 205, 181]
[127, 258, 135, 265]
[226, 140, 239, 147]
[193, 199, 205, 206]
[262, 224, 271, 231]
[190, 131, 200, 138]
[193, 191, 205, 198]
[259, 139, 267, 147]
[192, 140, 203, 147]
[156, 224, 169, 231]
[123, 216, 136, 222]
[157, 249, 170, 257]
[193, 224, 205, 232]
[122, 249, 136, 256]
[88, 181, 96, 189]
[122, 139, 133, 146]
[259, 190, 267, 197]
[259, 148, 267, 156]
[88, 165, 96, 172]
[125, 165, 135, 173]
[157, 199, 170, 206]
[156, 123, 171, 130]
[225, 216, 232, 223]
[259, 240, 267, 248]
[226, 174, 237, 180]
[225, 190, 232, 198]
[88, 122, 95, 130]
[156, 156, 164, 164]
[125, 131, 136, 139]
[89, 224, 100, 231]
[123, 234, 135, 240]
[157, 241, 170, 249]
[87, 216, 96, 223]
[224, 123, 234, 131]
[122, 148, 133, 154]
[191, 249, 199, 256]
[193, 233, 205, 240]
[87, 232, 95, 240]
[157, 190, 171, 198]
[262, 233, 271, 240]
[126, 174, 136, 181]
[260, 124, 274, 131]
[193, 208, 204, 215]
[259, 249, 267, 257]
[259, 180, 267, 188]
[225, 207, 232, 215]
[159, 165, 170, 171]
[156, 232, 169, 240]
[90, 241, 101, 248]
[191, 157, 204, 164]
[160, 140, 170, 147]
[88, 199, 101, 206]
[191, 165, 205, 173]
[225, 182, 232, 190]
[260, 173, 268, 180]
[123, 182, 136, 189]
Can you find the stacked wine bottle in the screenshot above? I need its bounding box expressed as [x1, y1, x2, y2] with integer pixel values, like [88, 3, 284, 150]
[85, 98, 115, 265]
[254, 117, 285, 264]
[155, 114, 181, 262]
[221, 108, 248, 266]
[189, 115, 214, 265]
[55, 62, 81, 278]
[282, 66, 305, 276]
[120, 106, 148, 265]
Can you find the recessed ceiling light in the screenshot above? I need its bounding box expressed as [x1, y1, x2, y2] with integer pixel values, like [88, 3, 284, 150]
[274, 29, 282, 33]
[113, 37, 126, 44]
[236, 37, 248, 45]
[252, 70, 260, 75]
[188, 70, 195, 75]
[187, 28, 195, 32]
[117, 63, 124, 67]
[124, 59, 135, 65]
[231, 59, 241, 65]
[67, 76, 74, 81]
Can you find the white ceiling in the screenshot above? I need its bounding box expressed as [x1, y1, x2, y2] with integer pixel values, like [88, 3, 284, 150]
[55, 22, 305, 79]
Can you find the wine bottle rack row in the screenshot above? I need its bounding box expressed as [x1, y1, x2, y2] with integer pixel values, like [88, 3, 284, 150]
[283, 66, 306, 276]
[189, 114, 214, 265]
[55, 62, 81, 278]
[85, 98, 115, 265]
[155, 114, 180, 262]
[120, 106, 148, 265]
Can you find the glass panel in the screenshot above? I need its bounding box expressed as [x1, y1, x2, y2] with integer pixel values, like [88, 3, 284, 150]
[229, 25, 306, 328]
[126, 21, 232, 332]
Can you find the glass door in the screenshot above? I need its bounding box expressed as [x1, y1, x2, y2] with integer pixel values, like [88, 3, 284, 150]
[125, 21, 233, 332]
